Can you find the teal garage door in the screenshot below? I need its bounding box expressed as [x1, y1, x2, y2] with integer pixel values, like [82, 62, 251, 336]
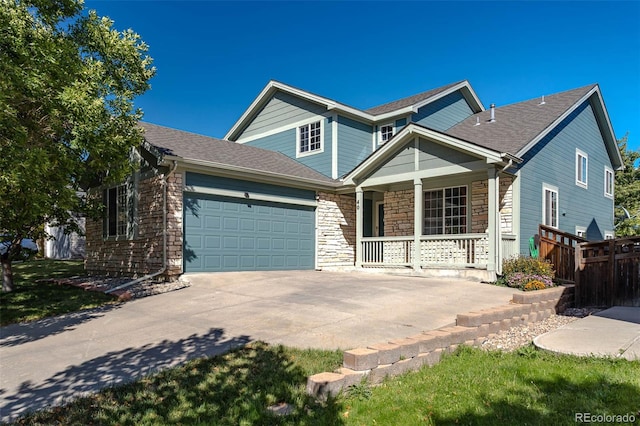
[184, 193, 315, 272]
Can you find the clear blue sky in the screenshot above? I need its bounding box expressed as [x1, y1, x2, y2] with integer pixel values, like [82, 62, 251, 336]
[86, 1, 640, 152]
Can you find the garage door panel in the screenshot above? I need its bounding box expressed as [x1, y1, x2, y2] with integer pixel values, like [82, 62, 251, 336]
[184, 194, 315, 272]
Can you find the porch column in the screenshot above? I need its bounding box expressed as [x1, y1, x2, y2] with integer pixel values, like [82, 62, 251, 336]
[487, 167, 499, 276]
[413, 178, 423, 272]
[355, 187, 363, 268]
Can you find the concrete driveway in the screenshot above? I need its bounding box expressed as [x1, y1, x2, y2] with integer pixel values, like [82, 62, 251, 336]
[0, 270, 514, 421]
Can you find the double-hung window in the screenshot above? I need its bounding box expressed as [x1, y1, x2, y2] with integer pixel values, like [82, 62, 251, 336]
[423, 186, 468, 235]
[604, 166, 614, 198]
[103, 181, 137, 239]
[298, 121, 322, 155]
[576, 149, 588, 188]
[379, 124, 394, 145]
[542, 184, 559, 228]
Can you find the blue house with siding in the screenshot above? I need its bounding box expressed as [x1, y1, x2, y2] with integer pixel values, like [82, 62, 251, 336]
[86, 80, 623, 282]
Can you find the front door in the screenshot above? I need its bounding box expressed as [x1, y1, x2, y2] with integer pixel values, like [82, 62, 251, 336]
[375, 201, 385, 237]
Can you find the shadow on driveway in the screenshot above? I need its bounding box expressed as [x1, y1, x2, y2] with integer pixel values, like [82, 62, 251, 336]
[1, 328, 250, 423]
[0, 304, 123, 348]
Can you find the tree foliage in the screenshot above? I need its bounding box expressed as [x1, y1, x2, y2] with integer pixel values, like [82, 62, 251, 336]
[0, 0, 155, 291]
[614, 134, 640, 236]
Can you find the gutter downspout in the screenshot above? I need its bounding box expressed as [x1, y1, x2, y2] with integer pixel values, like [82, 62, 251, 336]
[106, 160, 179, 294]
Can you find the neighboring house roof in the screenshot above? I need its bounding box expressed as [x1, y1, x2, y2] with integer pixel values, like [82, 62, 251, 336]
[445, 84, 623, 168]
[139, 122, 338, 188]
[225, 80, 484, 141]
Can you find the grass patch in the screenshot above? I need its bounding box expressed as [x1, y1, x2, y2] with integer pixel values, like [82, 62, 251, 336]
[341, 346, 640, 425]
[0, 259, 118, 325]
[11, 344, 639, 425]
[13, 341, 344, 425]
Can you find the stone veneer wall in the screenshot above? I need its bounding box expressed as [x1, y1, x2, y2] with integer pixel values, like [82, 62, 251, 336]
[384, 189, 414, 237]
[471, 175, 514, 234]
[85, 172, 183, 279]
[316, 192, 356, 267]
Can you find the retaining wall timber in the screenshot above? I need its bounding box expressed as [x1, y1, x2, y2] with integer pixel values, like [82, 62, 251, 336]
[307, 285, 575, 399]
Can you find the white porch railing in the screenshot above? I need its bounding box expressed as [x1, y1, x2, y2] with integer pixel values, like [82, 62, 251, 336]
[501, 234, 518, 260]
[361, 234, 491, 268]
[361, 236, 413, 266]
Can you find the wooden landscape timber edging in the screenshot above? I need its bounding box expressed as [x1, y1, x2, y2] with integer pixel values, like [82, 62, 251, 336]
[307, 286, 574, 399]
[539, 224, 587, 284]
[575, 237, 640, 308]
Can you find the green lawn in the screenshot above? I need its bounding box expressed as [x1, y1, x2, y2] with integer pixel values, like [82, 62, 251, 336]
[10, 345, 639, 425]
[0, 259, 118, 325]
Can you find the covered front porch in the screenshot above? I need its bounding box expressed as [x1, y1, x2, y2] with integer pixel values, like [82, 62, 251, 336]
[343, 124, 521, 280]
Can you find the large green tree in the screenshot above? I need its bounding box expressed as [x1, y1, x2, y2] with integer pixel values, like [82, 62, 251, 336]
[0, 0, 155, 291]
[614, 134, 640, 236]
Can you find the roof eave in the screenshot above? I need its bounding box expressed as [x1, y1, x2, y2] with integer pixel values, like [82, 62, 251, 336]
[516, 86, 622, 170]
[162, 155, 340, 191]
[412, 80, 485, 113]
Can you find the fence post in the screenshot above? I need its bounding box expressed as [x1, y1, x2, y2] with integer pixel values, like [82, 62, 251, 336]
[607, 239, 615, 307]
[574, 241, 581, 308]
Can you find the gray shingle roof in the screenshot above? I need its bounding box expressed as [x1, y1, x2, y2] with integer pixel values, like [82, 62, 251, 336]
[445, 85, 596, 155]
[365, 81, 466, 115]
[139, 122, 337, 185]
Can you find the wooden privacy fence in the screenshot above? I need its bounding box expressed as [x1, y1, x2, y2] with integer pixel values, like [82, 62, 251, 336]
[575, 237, 640, 308]
[538, 225, 587, 284]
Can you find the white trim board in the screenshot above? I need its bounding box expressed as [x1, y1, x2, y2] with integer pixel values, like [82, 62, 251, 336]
[184, 185, 318, 207]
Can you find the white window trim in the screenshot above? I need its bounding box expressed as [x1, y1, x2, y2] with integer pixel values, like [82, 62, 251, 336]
[576, 149, 588, 188]
[604, 231, 614, 240]
[377, 122, 395, 146]
[604, 166, 614, 199]
[542, 183, 559, 229]
[575, 226, 586, 238]
[296, 119, 324, 158]
[423, 185, 469, 235]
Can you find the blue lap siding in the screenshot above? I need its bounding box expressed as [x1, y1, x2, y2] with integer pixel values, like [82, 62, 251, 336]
[518, 100, 615, 254]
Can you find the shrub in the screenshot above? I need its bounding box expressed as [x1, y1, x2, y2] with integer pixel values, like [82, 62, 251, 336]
[523, 280, 547, 291]
[505, 273, 553, 290]
[500, 256, 555, 291]
[502, 256, 555, 278]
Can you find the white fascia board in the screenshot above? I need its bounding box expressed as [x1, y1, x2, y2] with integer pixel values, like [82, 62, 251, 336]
[162, 155, 339, 191]
[226, 81, 375, 141]
[225, 81, 278, 140]
[516, 86, 597, 159]
[342, 124, 504, 185]
[592, 85, 624, 170]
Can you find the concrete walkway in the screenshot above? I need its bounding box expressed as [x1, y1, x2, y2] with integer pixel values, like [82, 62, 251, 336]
[534, 306, 640, 360]
[0, 270, 514, 422]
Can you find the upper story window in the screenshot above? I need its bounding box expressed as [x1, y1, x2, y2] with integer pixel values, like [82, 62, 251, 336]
[576, 149, 588, 188]
[379, 123, 394, 145]
[604, 166, 614, 199]
[297, 120, 323, 156]
[575, 226, 586, 238]
[543, 184, 559, 228]
[423, 186, 468, 235]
